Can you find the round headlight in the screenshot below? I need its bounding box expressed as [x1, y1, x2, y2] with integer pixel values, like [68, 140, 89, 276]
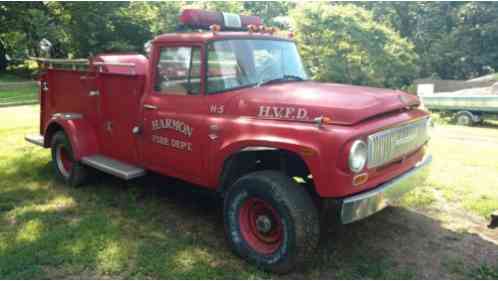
[349, 140, 368, 173]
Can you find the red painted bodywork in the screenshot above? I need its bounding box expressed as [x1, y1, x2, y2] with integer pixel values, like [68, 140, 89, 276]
[38, 31, 429, 198]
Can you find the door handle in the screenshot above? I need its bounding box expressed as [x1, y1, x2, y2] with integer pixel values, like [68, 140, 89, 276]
[143, 104, 158, 110]
[132, 126, 141, 135]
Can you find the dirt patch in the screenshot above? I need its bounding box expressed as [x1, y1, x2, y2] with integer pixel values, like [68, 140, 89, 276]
[312, 204, 498, 279]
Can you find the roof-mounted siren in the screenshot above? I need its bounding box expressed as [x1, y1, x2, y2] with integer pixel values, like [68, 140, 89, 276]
[179, 9, 262, 31]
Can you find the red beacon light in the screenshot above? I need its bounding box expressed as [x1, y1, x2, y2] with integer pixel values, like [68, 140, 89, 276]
[179, 9, 262, 31]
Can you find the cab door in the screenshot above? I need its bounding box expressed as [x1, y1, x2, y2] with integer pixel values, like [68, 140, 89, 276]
[141, 45, 208, 185]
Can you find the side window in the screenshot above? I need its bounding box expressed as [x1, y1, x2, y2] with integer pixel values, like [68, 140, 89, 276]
[155, 46, 201, 95]
[207, 43, 241, 94]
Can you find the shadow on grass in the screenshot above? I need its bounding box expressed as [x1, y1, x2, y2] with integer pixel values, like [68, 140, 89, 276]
[1, 153, 497, 279]
[480, 120, 498, 129]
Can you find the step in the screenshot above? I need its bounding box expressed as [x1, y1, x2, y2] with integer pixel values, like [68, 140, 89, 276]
[25, 134, 45, 147]
[81, 155, 146, 180]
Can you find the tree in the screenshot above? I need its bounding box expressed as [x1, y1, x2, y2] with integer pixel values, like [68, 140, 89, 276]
[54, 2, 152, 56]
[290, 3, 418, 88]
[364, 2, 462, 79]
[0, 39, 6, 71]
[0, 2, 65, 59]
[447, 2, 498, 78]
[243, 2, 294, 25]
[153, 2, 182, 34]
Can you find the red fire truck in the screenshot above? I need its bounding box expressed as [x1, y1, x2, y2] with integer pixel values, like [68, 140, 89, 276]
[26, 10, 432, 273]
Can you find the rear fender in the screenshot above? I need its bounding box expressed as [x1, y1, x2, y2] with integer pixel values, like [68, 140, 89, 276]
[44, 117, 98, 160]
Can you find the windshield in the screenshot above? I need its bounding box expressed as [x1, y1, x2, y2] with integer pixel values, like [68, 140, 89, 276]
[206, 39, 308, 94]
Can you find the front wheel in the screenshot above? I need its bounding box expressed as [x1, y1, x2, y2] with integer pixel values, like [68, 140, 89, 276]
[51, 131, 87, 187]
[223, 171, 320, 273]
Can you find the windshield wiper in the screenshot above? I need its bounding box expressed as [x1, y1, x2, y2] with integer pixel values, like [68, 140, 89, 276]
[256, 75, 306, 88]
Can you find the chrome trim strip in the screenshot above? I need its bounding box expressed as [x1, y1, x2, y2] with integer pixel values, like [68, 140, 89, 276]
[240, 146, 278, 152]
[52, 112, 83, 120]
[88, 90, 100, 97]
[341, 154, 432, 224]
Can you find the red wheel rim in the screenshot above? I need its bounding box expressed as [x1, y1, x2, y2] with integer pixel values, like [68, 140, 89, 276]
[239, 197, 284, 255]
[57, 145, 73, 177]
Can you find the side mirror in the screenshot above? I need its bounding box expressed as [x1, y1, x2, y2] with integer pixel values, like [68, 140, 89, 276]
[144, 40, 152, 57]
[39, 38, 53, 58]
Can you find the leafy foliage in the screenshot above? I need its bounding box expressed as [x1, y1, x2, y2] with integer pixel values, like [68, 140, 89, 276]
[291, 3, 418, 88]
[2, 2, 498, 86]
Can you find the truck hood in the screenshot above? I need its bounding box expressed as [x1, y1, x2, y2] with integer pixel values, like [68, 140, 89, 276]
[235, 81, 420, 125]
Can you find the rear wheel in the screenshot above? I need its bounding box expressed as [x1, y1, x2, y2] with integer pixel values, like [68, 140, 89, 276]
[51, 131, 87, 187]
[223, 171, 320, 273]
[455, 111, 474, 126]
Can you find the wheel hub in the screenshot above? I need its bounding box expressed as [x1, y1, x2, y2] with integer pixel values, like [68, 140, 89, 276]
[255, 215, 272, 234]
[458, 115, 469, 124]
[238, 197, 284, 255]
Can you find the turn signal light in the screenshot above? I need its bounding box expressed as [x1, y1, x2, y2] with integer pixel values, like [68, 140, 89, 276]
[210, 24, 221, 34]
[352, 173, 369, 186]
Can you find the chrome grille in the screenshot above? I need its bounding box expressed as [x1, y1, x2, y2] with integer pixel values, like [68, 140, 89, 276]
[368, 117, 430, 169]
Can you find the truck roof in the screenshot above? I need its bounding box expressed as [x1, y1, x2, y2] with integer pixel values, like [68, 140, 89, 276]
[153, 31, 293, 44]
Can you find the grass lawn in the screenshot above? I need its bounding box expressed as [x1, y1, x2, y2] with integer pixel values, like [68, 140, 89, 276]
[0, 85, 38, 106]
[402, 124, 498, 218]
[0, 72, 38, 106]
[0, 72, 31, 82]
[0, 105, 497, 279]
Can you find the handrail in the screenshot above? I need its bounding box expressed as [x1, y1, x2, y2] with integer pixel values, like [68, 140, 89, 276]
[29, 57, 89, 64]
[29, 57, 137, 75]
[29, 56, 89, 71]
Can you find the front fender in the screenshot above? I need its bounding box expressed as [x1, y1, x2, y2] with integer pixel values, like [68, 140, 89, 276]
[210, 137, 324, 191]
[44, 118, 99, 160]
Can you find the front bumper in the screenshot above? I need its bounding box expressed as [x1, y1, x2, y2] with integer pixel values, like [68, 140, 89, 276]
[340, 154, 432, 224]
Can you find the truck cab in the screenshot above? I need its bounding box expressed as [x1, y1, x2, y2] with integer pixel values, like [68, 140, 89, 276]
[26, 9, 432, 273]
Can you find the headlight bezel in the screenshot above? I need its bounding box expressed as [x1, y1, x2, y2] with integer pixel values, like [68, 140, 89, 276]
[348, 139, 368, 173]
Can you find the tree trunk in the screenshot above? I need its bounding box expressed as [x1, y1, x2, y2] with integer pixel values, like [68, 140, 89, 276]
[0, 41, 7, 72]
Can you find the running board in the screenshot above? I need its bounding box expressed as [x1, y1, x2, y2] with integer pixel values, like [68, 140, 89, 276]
[25, 134, 45, 147]
[81, 155, 146, 180]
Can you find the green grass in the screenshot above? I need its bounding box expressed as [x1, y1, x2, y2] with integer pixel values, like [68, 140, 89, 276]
[468, 264, 498, 279]
[0, 72, 38, 106]
[0, 105, 496, 279]
[425, 125, 498, 217]
[0, 85, 38, 105]
[0, 106, 269, 279]
[399, 118, 498, 218]
[0, 72, 31, 83]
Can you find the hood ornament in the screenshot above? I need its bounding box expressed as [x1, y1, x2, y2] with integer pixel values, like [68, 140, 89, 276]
[313, 115, 333, 128]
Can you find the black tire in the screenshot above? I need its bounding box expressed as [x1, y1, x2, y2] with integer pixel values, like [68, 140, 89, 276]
[455, 111, 474, 126]
[51, 131, 87, 187]
[223, 170, 320, 273]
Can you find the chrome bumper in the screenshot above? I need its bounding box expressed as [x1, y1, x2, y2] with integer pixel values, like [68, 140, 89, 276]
[340, 154, 432, 224]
